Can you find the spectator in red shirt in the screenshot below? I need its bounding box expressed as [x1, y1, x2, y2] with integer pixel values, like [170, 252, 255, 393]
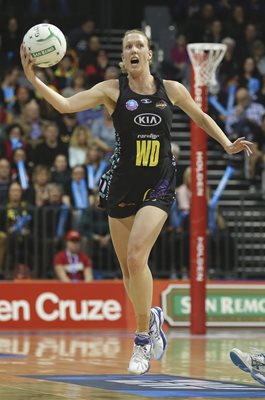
[54, 230, 93, 282]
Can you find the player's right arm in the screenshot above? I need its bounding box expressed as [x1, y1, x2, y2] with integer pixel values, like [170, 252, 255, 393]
[20, 45, 115, 114]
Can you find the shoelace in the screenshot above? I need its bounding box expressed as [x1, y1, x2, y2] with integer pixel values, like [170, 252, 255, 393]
[132, 345, 151, 363]
[251, 354, 265, 370]
[150, 315, 161, 341]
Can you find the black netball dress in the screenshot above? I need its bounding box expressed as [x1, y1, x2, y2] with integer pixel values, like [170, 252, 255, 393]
[99, 74, 177, 218]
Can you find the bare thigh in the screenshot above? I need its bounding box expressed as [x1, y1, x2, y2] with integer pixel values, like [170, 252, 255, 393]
[127, 206, 168, 264]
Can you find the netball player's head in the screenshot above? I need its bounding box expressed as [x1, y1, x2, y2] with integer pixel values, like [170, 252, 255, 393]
[120, 29, 152, 75]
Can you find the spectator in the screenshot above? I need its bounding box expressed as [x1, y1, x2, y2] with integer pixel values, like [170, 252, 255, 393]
[185, 2, 215, 42]
[0, 123, 27, 161]
[69, 124, 93, 168]
[40, 183, 71, 276]
[26, 165, 50, 207]
[248, 113, 265, 188]
[225, 87, 265, 139]
[219, 37, 239, 86]
[68, 18, 95, 57]
[251, 40, 265, 76]
[53, 55, 76, 91]
[104, 65, 120, 80]
[54, 229, 93, 282]
[79, 34, 102, 70]
[85, 49, 110, 86]
[51, 154, 71, 191]
[0, 181, 32, 276]
[34, 122, 68, 167]
[225, 5, 246, 41]
[7, 85, 33, 122]
[0, 158, 11, 204]
[62, 70, 86, 98]
[15, 99, 47, 148]
[236, 23, 260, 63]
[56, 113, 78, 144]
[238, 57, 262, 100]
[66, 164, 94, 208]
[203, 19, 224, 43]
[1, 66, 20, 110]
[168, 33, 190, 86]
[10, 147, 31, 185]
[86, 142, 108, 195]
[0, 17, 21, 67]
[91, 106, 116, 154]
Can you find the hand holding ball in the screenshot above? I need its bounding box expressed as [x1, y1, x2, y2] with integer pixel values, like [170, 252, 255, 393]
[22, 23, 66, 68]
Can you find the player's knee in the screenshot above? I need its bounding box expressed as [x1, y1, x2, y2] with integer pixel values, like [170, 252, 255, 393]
[127, 246, 144, 274]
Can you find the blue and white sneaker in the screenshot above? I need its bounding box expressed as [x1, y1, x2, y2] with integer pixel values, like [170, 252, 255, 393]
[128, 334, 152, 375]
[230, 348, 265, 386]
[149, 307, 167, 360]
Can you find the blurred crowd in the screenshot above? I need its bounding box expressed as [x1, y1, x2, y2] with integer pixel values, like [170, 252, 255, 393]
[0, 0, 265, 279]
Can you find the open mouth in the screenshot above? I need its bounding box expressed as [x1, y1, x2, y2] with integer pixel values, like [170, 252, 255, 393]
[131, 58, 139, 65]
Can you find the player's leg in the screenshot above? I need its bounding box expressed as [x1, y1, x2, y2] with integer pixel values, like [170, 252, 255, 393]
[230, 348, 265, 386]
[108, 215, 134, 300]
[125, 205, 167, 374]
[127, 205, 167, 333]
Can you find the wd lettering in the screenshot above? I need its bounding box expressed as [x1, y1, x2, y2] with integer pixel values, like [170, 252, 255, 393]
[134, 113, 161, 126]
[136, 140, 160, 167]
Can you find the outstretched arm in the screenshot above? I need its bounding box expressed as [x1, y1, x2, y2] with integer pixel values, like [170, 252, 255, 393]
[20, 46, 107, 114]
[165, 81, 252, 156]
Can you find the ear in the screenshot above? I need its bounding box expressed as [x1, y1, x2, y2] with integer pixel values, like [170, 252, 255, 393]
[148, 50, 153, 61]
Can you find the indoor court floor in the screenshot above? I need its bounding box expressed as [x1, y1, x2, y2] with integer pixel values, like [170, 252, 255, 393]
[1, 329, 265, 399]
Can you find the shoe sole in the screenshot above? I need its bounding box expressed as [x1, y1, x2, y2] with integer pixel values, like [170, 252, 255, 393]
[153, 307, 167, 361]
[230, 350, 265, 386]
[230, 350, 251, 373]
[128, 365, 150, 375]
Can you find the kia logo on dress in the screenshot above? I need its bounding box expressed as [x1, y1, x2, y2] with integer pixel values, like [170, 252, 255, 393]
[134, 113, 162, 126]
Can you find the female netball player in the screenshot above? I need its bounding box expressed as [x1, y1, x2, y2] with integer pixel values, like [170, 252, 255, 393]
[20, 29, 252, 375]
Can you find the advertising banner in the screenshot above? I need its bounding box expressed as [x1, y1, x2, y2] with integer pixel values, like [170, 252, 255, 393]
[161, 283, 265, 327]
[0, 281, 128, 330]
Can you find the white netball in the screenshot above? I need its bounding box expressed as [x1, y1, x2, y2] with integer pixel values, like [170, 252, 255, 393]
[23, 23, 67, 68]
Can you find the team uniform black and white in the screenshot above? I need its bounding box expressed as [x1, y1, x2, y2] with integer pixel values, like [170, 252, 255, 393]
[99, 74, 177, 218]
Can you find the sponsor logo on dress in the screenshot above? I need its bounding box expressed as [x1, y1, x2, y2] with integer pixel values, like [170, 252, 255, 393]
[134, 113, 161, 126]
[125, 99, 138, 111]
[141, 98, 152, 104]
[156, 99, 167, 109]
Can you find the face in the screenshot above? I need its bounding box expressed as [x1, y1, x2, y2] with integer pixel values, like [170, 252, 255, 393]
[88, 146, 101, 163]
[13, 149, 26, 163]
[0, 160, 10, 179]
[72, 167, 85, 182]
[26, 102, 40, 120]
[17, 87, 30, 103]
[77, 129, 87, 145]
[67, 239, 81, 252]
[9, 183, 22, 202]
[8, 18, 18, 32]
[244, 58, 255, 73]
[236, 89, 250, 108]
[36, 170, 49, 185]
[9, 126, 22, 139]
[88, 36, 100, 51]
[122, 33, 152, 75]
[54, 155, 67, 171]
[48, 187, 61, 203]
[44, 125, 58, 142]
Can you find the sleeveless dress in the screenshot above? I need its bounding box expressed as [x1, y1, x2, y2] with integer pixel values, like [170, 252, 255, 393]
[99, 74, 177, 218]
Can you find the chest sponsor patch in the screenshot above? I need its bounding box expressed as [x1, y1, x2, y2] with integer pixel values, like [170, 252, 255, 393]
[126, 99, 138, 111]
[134, 113, 161, 126]
[156, 100, 167, 109]
[141, 98, 152, 104]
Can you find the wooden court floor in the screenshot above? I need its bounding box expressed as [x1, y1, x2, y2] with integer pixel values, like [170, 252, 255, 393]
[0, 329, 265, 399]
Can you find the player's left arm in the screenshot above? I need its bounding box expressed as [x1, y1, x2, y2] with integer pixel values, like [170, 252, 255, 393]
[164, 80, 252, 156]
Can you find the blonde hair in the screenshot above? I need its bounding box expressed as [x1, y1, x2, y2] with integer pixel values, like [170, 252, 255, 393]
[70, 125, 93, 148]
[119, 29, 152, 73]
